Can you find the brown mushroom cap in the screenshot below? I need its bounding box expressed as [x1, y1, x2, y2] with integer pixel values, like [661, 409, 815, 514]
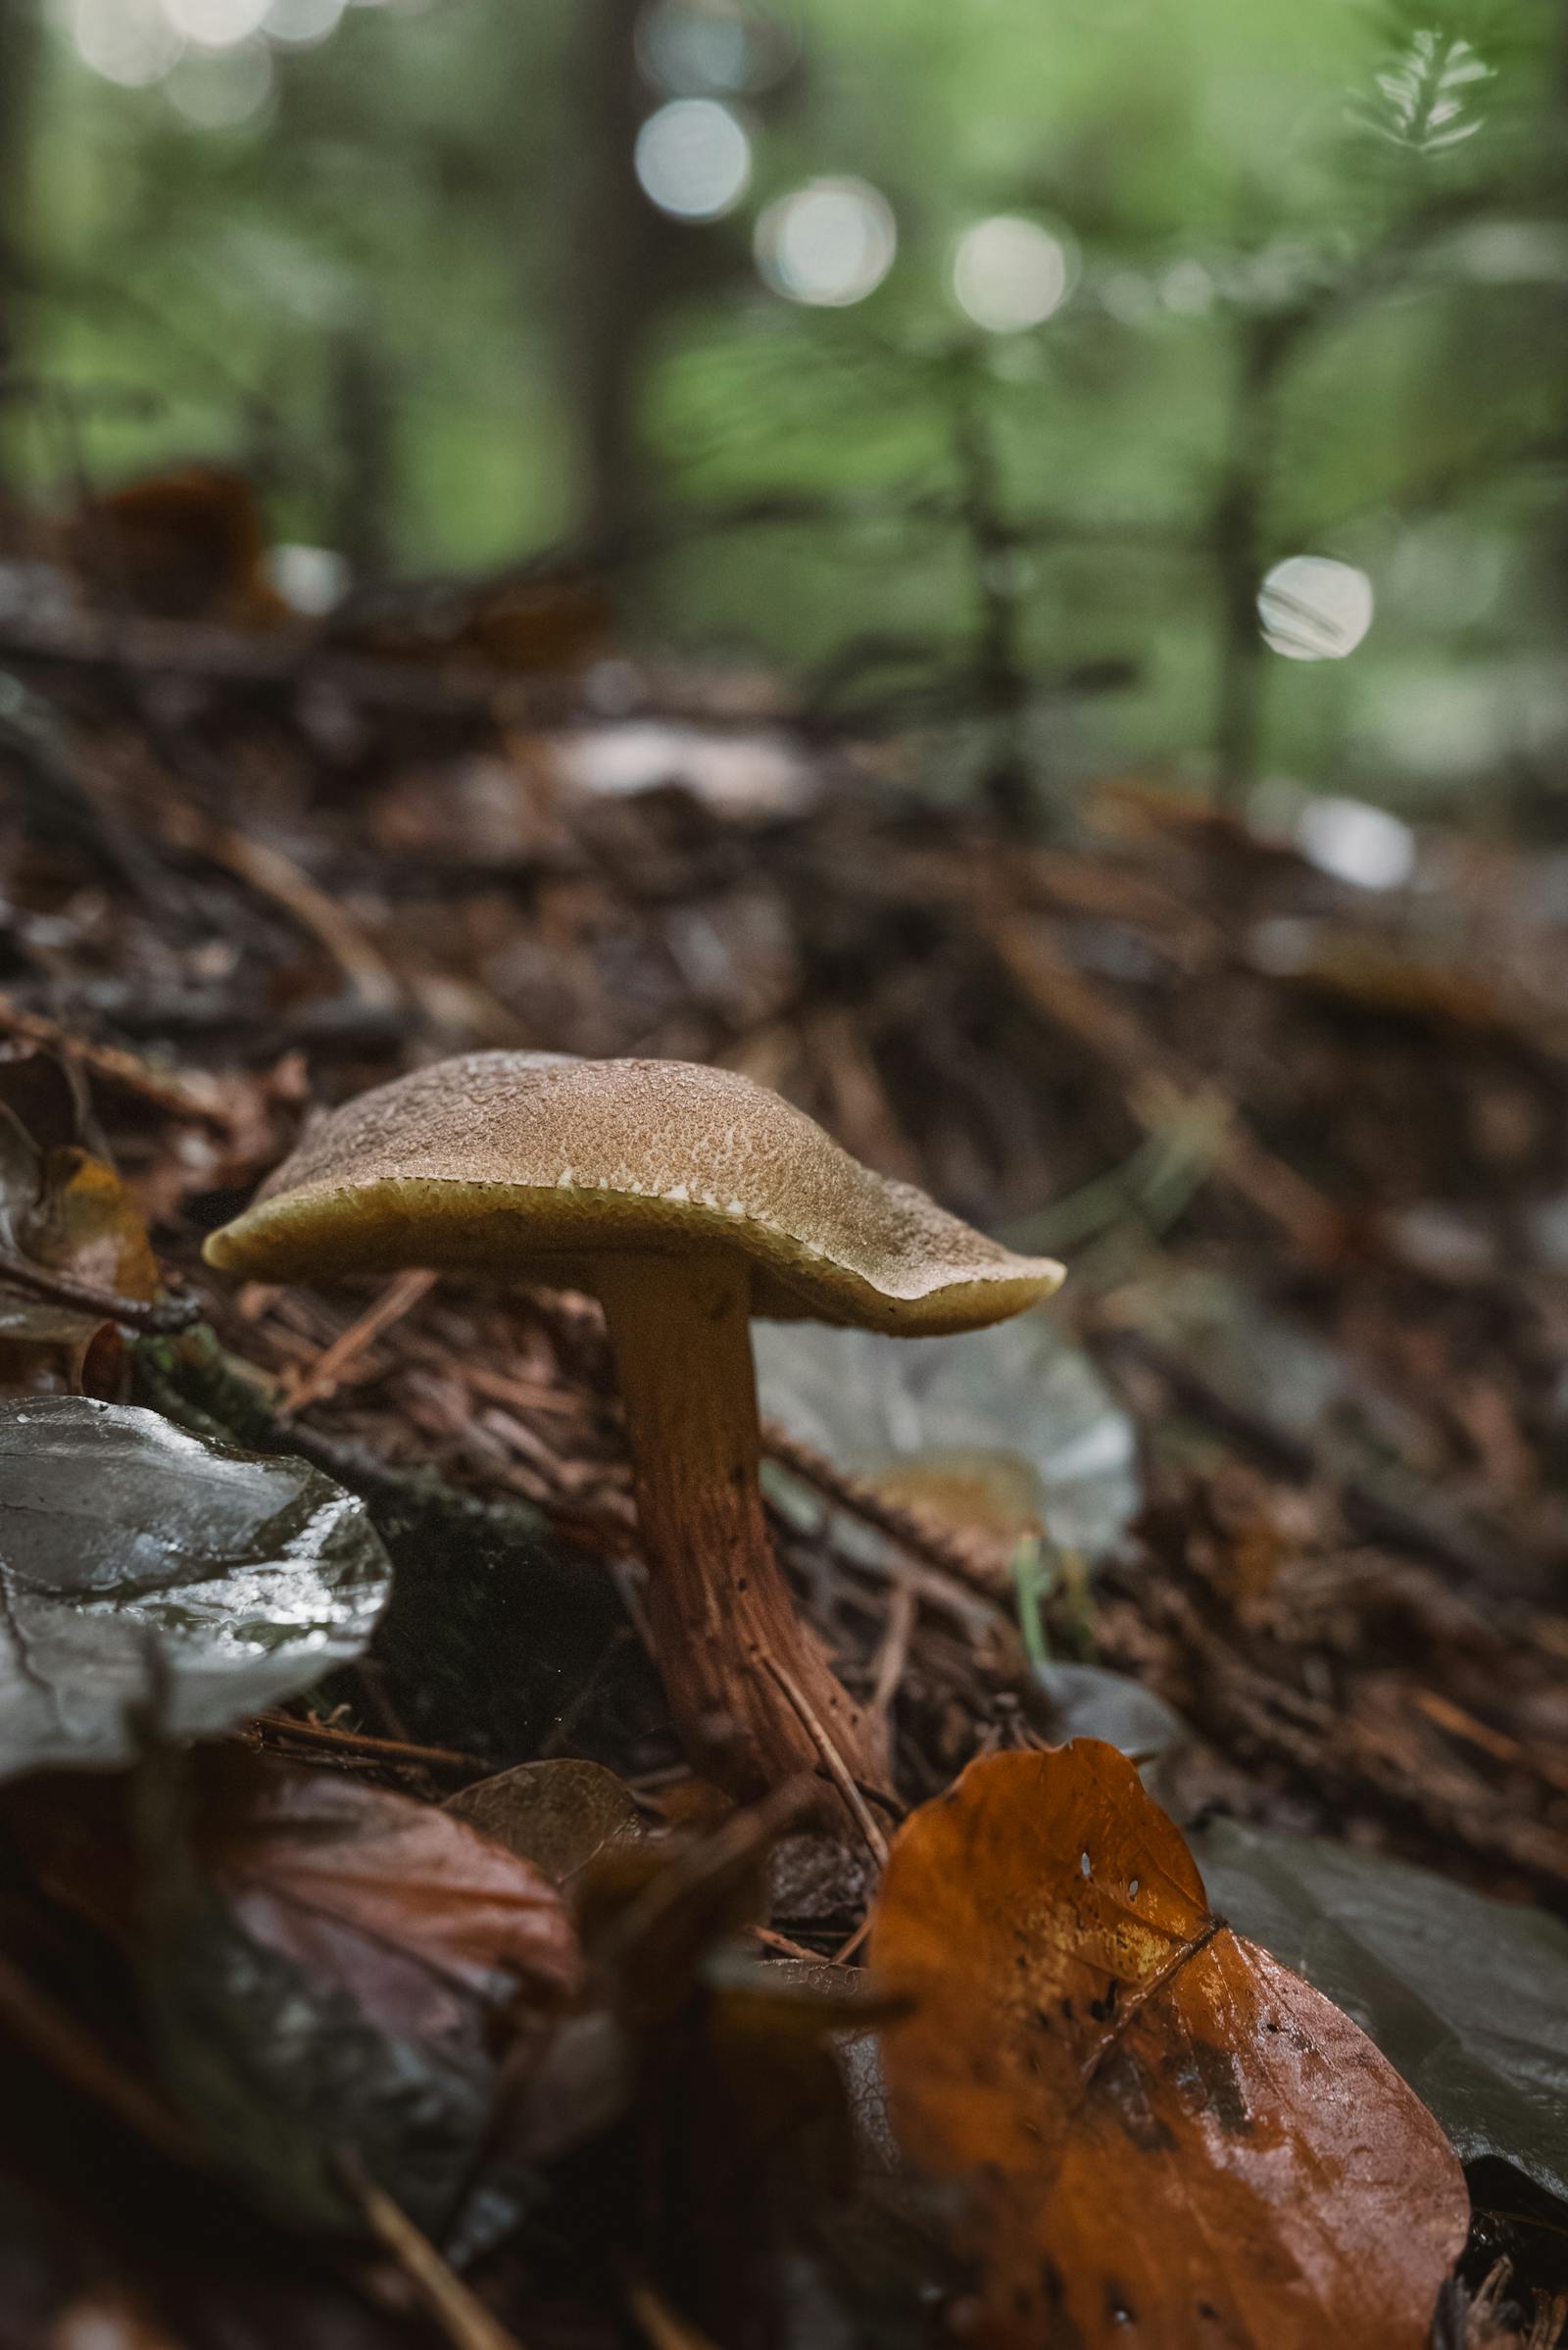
[203, 1052, 1063, 1335]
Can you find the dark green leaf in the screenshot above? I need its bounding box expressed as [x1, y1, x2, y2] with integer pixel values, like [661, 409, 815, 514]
[1196, 1819, 1568, 2200]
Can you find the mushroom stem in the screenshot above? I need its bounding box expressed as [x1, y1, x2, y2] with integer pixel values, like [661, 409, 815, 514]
[595, 1249, 892, 1816]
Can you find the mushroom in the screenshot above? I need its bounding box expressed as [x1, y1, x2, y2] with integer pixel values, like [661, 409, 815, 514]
[204, 1053, 1063, 1815]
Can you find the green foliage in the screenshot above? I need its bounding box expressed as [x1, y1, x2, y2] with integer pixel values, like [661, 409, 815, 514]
[19, 0, 1568, 805]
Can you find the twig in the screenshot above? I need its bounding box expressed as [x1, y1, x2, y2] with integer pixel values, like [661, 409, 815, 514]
[747, 1923, 840, 1965]
[869, 1583, 917, 1716]
[831, 1915, 872, 1965]
[0, 1953, 204, 2168]
[762, 1656, 890, 1868]
[156, 801, 401, 1009]
[245, 1710, 484, 1775]
[1110, 1328, 1546, 1602]
[763, 1421, 1012, 1598]
[280, 1268, 438, 1414]
[595, 1781, 811, 1974]
[345, 2157, 526, 2350]
[627, 2281, 722, 2350]
[990, 914, 1339, 1258]
[0, 992, 230, 1127]
[0, 1248, 202, 1334]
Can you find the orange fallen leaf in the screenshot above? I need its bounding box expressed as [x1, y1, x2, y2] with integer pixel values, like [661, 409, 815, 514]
[870, 1742, 1469, 2350]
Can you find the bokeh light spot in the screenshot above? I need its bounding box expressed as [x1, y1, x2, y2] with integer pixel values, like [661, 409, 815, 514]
[264, 543, 351, 616]
[634, 99, 752, 221]
[637, 0, 780, 97]
[755, 178, 897, 308]
[264, 0, 347, 44]
[1099, 270, 1156, 324]
[165, 34, 273, 123]
[163, 0, 271, 48]
[68, 0, 183, 85]
[1159, 258, 1214, 315]
[953, 216, 1077, 332]
[1259, 555, 1375, 661]
[1296, 796, 1415, 890]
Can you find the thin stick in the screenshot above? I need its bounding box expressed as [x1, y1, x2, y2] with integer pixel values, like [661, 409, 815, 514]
[869, 1583, 917, 1716]
[246, 1711, 483, 1774]
[280, 1267, 438, 1414]
[0, 991, 231, 1127]
[0, 1248, 203, 1334]
[763, 1656, 889, 1869]
[156, 804, 401, 1010]
[627, 2281, 723, 2350]
[831, 1915, 872, 1965]
[747, 1923, 842, 1966]
[0, 1953, 204, 2168]
[345, 2158, 527, 2350]
[763, 1421, 1012, 1598]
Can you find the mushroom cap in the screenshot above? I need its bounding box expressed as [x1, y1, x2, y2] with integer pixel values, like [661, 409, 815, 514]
[203, 1053, 1064, 1335]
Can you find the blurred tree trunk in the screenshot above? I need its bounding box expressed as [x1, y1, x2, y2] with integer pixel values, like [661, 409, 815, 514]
[1210, 309, 1305, 806]
[1553, 0, 1568, 632]
[569, 0, 661, 550]
[0, 0, 40, 501]
[331, 313, 396, 585]
[952, 364, 1038, 837]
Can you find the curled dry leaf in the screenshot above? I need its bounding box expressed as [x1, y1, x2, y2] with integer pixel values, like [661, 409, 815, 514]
[870, 1741, 1469, 2350]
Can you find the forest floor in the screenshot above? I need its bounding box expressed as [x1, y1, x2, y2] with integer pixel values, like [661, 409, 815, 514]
[0, 527, 1566, 2349]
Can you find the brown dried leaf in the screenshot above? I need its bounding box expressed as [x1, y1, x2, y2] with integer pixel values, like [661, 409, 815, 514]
[0, 1054, 161, 1386]
[444, 1757, 643, 1886]
[870, 1741, 1469, 2350]
[15, 1750, 580, 2037]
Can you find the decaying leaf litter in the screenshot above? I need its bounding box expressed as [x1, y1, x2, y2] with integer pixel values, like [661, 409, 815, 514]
[0, 514, 1566, 2346]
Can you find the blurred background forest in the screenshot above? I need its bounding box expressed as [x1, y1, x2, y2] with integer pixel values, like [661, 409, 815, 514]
[7, 0, 1567, 822]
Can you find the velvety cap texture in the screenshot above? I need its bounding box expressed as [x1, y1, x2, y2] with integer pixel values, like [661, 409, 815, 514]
[204, 1052, 1063, 1334]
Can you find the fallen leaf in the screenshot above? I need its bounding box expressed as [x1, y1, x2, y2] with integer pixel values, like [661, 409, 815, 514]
[1196, 1817, 1568, 2204]
[756, 1307, 1139, 1564]
[195, 1752, 580, 2022]
[0, 1397, 391, 1776]
[870, 1741, 1469, 2349]
[12, 1750, 579, 2232]
[1032, 1660, 1191, 1765]
[0, 1055, 162, 1384]
[870, 1449, 1047, 1544]
[444, 1757, 643, 1885]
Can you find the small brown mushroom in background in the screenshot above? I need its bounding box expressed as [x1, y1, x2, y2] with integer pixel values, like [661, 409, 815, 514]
[204, 1053, 1063, 1819]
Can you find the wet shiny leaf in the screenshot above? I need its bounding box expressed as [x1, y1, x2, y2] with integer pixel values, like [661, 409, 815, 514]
[0, 1397, 391, 1777]
[870, 1742, 1469, 2349]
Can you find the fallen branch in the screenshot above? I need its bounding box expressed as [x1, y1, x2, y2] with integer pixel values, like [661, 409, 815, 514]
[0, 1249, 203, 1335]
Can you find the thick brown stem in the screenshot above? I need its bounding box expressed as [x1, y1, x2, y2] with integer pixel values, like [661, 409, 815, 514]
[595, 1251, 892, 1818]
